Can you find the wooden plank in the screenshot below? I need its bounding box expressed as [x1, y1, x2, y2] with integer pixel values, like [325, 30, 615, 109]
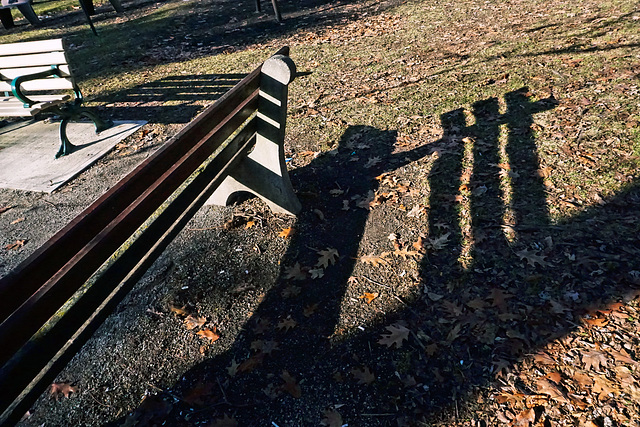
[0, 68, 262, 321]
[0, 79, 75, 93]
[0, 73, 260, 322]
[0, 39, 64, 56]
[0, 52, 68, 69]
[0, 65, 72, 79]
[0, 91, 259, 366]
[0, 96, 69, 116]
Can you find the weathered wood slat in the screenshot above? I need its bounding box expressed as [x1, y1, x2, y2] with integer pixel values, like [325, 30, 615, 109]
[0, 78, 74, 92]
[0, 67, 261, 325]
[0, 52, 69, 69]
[0, 65, 72, 79]
[0, 39, 64, 56]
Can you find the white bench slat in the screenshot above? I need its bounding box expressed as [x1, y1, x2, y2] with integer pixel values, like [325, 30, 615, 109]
[0, 39, 64, 56]
[0, 79, 75, 93]
[1, 52, 68, 69]
[0, 65, 72, 79]
[0, 95, 70, 116]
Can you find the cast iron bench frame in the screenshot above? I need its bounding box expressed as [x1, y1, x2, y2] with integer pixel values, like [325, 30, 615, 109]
[0, 38, 112, 158]
[0, 46, 300, 424]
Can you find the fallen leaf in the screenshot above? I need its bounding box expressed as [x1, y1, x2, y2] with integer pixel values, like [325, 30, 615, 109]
[50, 382, 78, 399]
[197, 328, 220, 342]
[169, 305, 188, 316]
[359, 252, 390, 266]
[5, 239, 26, 250]
[427, 233, 449, 250]
[308, 268, 324, 279]
[536, 378, 569, 404]
[606, 347, 638, 366]
[303, 303, 318, 317]
[244, 220, 256, 229]
[533, 351, 556, 365]
[10, 217, 25, 225]
[516, 248, 550, 267]
[184, 315, 206, 330]
[592, 375, 619, 400]
[378, 323, 410, 348]
[364, 156, 381, 168]
[583, 316, 609, 327]
[351, 366, 375, 384]
[316, 248, 339, 268]
[359, 292, 379, 304]
[512, 408, 536, 427]
[281, 285, 301, 298]
[278, 227, 294, 238]
[582, 349, 608, 371]
[320, 409, 343, 427]
[277, 317, 297, 331]
[284, 262, 307, 280]
[280, 370, 301, 398]
[393, 247, 420, 259]
[545, 371, 562, 384]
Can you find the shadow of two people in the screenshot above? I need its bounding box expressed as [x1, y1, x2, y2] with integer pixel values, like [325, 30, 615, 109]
[120, 87, 640, 425]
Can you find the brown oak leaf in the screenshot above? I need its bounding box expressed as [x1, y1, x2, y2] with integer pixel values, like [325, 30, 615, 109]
[321, 409, 343, 427]
[378, 323, 410, 348]
[316, 248, 339, 268]
[280, 370, 301, 398]
[582, 349, 608, 371]
[50, 382, 78, 399]
[359, 292, 379, 304]
[184, 315, 206, 330]
[197, 328, 220, 342]
[351, 366, 375, 384]
[359, 252, 390, 266]
[278, 227, 294, 238]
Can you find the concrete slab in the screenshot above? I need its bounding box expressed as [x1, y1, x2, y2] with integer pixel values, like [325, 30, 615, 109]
[0, 119, 146, 192]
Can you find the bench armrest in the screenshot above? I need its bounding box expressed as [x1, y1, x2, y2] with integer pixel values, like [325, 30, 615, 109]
[11, 65, 81, 107]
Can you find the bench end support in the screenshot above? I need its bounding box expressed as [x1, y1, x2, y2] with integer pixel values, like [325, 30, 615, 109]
[207, 54, 300, 215]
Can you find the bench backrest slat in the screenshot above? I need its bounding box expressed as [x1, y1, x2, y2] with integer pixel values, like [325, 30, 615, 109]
[0, 39, 65, 56]
[0, 52, 69, 69]
[0, 39, 74, 96]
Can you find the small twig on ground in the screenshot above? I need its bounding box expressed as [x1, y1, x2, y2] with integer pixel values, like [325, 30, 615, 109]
[362, 275, 391, 289]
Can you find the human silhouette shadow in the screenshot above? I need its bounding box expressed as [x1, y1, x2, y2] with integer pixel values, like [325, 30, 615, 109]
[112, 88, 640, 425]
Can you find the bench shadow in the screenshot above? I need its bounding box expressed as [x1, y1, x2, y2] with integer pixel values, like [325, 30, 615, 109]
[91, 73, 247, 124]
[108, 88, 640, 425]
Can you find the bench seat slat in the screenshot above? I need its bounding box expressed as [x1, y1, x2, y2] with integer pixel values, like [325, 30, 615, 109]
[0, 79, 75, 93]
[1, 65, 72, 79]
[0, 95, 70, 116]
[0, 39, 64, 56]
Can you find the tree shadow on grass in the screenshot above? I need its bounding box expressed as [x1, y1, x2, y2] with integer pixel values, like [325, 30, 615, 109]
[115, 88, 640, 425]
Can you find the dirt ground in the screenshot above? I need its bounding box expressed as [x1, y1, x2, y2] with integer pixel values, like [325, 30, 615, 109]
[2, 0, 640, 426]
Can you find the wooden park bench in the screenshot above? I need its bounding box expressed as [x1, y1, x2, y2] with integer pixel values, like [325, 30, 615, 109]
[0, 38, 112, 158]
[0, 46, 301, 424]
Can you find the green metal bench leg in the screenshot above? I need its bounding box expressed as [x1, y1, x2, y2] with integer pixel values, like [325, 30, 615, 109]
[57, 117, 76, 159]
[80, 109, 113, 133]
